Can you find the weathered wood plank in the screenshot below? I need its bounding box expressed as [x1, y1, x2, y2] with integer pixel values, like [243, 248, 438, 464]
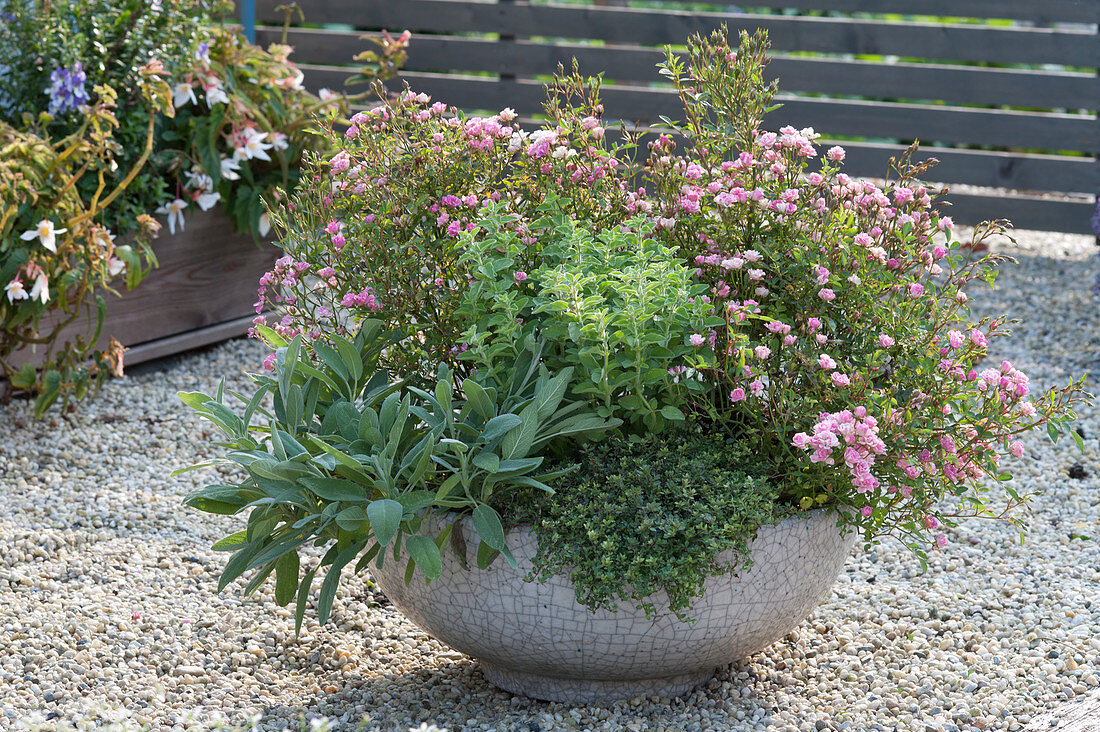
[263, 29, 1099, 111]
[645, 0, 1100, 25]
[935, 192, 1096, 234]
[1023, 689, 1100, 731]
[257, 0, 1100, 67]
[825, 142, 1098, 194]
[9, 211, 277, 370]
[121, 313, 263, 368]
[300, 67, 1098, 152]
[588, 122, 1097, 193]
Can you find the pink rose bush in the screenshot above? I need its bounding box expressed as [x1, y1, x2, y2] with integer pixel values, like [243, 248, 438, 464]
[257, 28, 1087, 559]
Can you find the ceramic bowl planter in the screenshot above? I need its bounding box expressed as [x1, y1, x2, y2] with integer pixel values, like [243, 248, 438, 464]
[371, 508, 857, 703]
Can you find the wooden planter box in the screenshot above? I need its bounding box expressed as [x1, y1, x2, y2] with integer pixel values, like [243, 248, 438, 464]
[12, 210, 279, 371]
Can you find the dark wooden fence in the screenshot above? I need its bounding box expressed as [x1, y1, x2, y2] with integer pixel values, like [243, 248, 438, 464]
[252, 0, 1099, 234]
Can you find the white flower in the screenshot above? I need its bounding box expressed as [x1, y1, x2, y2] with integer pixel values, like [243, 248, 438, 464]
[220, 155, 242, 181]
[507, 129, 527, 153]
[172, 82, 196, 108]
[236, 130, 273, 162]
[318, 88, 339, 102]
[155, 198, 188, 235]
[258, 212, 271, 237]
[271, 132, 289, 151]
[185, 170, 214, 192]
[4, 278, 28, 303]
[29, 273, 49, 304]
[196, 191, 221, 211]
[20, 219, 67, 253]
[107, 257, 127, 277]
[273, 70, 304, 91]
[92, 228, 115, 250]
[204, 76, 229, 106]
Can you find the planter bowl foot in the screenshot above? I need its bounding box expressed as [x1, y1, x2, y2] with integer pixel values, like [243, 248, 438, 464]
[480, 662, 715, 703]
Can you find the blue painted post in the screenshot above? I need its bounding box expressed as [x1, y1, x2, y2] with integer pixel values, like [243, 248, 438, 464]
[241, 0, 255, 44]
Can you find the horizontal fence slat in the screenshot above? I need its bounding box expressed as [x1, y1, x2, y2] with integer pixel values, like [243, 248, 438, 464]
[598, 125, 1098, 193]
[822, 143, 1098, 194]
[265, 28, 1100, 111]
[934, 193, 1096, 234]
[259, 1, 1100, 68]
[300, 67, 1098, 152]
[642, 0, 1100, 25]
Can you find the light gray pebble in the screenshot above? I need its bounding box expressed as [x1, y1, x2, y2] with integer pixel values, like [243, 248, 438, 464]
[3, 226, 1100, 731]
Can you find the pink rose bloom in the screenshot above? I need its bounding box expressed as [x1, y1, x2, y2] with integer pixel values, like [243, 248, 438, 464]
[814, 265, 830, 285]
[690, 334, 705, 347]
[1010, 442, 1025, 458]
[754, 345, 771, 359]
[827, 145, 846, 162]
[860, 506, 873, 518]
[831, 372, 851, 387]
[729, 387, 746, 403]
[878, 334, 894, 348]
[749, 379, 765, 396]
[908, 283, 924, 298]
[947, 330, 965, 349]
[970, 329, 988, 348]
[815, 333, 828, 345]
[806, 317, 822, 333]
[818, 288, 836, 302]
[932, 245, 947, 260]
[792, 432, 810, 448]
[514, 271, 528, 283]
[935, 534, 948, 548]
[818, 354, 836, 370]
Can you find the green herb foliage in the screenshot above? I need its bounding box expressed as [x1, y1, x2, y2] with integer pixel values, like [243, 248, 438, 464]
[513, 424, 788, 621]
[177, 322, 618, 631]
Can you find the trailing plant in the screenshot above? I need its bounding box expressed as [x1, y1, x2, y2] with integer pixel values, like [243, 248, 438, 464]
[0, 68, 170, 414]
[177, 321, 618, 630]
[510, 424, 787, 620]
[0, 0, 209, 235]
[0, 0, 407, 409]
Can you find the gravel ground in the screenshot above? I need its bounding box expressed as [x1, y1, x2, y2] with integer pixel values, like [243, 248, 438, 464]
[2, 226, 1100, 731]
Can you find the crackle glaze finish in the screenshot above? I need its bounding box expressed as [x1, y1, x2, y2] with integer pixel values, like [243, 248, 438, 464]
[371, 509, 856, 703]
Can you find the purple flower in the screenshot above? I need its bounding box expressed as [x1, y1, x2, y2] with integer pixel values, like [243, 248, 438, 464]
[45, 62, 89, 116]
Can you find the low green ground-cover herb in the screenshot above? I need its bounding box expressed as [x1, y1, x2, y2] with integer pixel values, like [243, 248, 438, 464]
[512, 424, 788, 621]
